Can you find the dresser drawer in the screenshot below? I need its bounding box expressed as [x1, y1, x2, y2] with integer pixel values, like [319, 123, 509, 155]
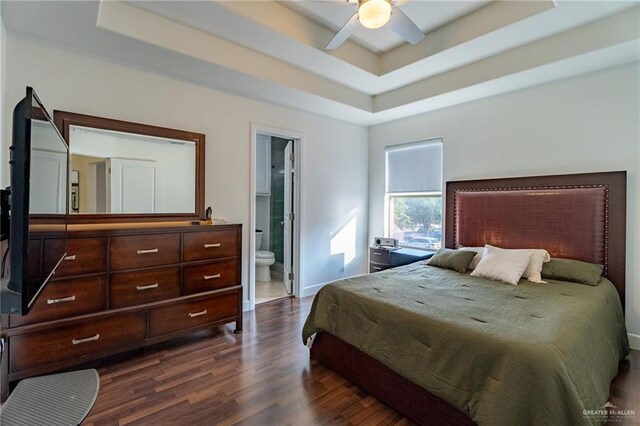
[110, 267, 180, 308]
[10, 311, 146, 373]
[110, 233, 180, 271]
[11, 276, 107, 327]
[182, 259, 239, 295]
[183, 229, 238, 262]
[44, 237, 107, 277]
[149, 293, 239, 338]
[369, 264, 391, 273]
[369, 248, 391, 265]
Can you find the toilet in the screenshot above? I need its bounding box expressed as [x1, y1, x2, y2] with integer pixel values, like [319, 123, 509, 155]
[255, 230, 276, 282]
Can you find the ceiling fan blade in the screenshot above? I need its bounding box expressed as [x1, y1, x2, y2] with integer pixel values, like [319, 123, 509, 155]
[325, 12, 359, 50]
[388, 4, 425, 45]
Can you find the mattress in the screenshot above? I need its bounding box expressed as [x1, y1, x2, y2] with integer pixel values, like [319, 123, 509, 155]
[302, 262, 629, 425]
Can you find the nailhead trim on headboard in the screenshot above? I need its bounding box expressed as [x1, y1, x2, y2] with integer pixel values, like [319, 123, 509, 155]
[452, 184, 609, 275]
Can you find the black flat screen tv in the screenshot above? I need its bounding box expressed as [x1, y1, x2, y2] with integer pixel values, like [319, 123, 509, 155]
[0, 87, 69, 315]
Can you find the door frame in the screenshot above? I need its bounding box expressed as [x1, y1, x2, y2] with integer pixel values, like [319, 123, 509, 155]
[248, 124, 303, 311]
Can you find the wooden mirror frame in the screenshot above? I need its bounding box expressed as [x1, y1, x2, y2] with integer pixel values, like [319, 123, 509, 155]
[53, 110, 205, 223]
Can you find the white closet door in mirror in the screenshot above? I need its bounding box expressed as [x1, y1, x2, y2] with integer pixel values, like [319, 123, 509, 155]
[109, 158, 158, 213]
[30, 150, 67, 214]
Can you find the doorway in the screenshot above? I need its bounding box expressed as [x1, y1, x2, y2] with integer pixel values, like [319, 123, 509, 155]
[250, 126, 301, 308]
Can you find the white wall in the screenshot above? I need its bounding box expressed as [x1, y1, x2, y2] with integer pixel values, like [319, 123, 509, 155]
[2, 34, 370, 303]
[369, 62, 640, 348]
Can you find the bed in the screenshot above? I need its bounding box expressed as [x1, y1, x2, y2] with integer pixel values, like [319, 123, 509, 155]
[303, 171, 629, 425]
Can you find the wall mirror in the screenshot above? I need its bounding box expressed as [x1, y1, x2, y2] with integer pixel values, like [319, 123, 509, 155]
[54, 111, 205, 222]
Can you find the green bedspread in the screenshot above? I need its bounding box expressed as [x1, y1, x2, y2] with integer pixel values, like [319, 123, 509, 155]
[302, 262, 629, 425]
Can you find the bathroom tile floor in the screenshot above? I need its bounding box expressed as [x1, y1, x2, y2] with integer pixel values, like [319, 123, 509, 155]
[256, 274, 290, 304]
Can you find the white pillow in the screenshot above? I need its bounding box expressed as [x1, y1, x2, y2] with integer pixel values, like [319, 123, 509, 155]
[461, 246, 550, 282]
[458, 246, 484, 270]
[516, 249, 551, 283]
[470, 245, 532, 285]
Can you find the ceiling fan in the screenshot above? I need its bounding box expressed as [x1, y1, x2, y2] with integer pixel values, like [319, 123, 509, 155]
[326, 0, 425, 50]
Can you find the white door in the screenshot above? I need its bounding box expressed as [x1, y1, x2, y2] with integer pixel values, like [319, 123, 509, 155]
[283, 141, 294, 294]
[109, 158, 158, 213]
[30, 149, 67, 214]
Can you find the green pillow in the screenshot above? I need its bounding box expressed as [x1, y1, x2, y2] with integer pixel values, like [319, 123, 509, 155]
[541, 258, 604, 286]
[427, 248, 476, 273]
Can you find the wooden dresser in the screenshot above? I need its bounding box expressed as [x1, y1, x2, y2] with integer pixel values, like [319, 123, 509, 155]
[0, 222, 242, 401]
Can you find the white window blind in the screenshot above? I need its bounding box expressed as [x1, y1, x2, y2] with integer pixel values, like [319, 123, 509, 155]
[386, 139, 442, 193]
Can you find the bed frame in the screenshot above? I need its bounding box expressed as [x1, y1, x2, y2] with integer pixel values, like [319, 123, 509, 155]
[311, 171, 627, 426]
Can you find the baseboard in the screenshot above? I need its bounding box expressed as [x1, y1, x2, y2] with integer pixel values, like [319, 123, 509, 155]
[300, 272, 370, 299]
[300, 282, 327, 298]
[629, 333, 640, 351]
[243, 300, 252, 312]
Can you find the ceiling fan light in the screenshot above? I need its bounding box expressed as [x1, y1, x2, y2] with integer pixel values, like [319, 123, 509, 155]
[358, 0, 391, 29]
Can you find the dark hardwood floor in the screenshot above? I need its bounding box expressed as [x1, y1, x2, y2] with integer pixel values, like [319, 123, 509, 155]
[81, 296, 639, 425]
[609, 343, 640, 426]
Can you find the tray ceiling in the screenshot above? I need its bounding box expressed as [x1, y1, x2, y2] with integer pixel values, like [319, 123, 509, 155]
[282, 0, 492, 53]
[1, 0, 639, 125]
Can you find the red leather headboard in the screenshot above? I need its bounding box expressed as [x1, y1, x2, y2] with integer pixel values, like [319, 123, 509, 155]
[453, 187, 607, 266]
[445, 172, 626, 307]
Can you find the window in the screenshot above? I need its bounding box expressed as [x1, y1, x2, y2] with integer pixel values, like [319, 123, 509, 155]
[385, 139, 443, 250]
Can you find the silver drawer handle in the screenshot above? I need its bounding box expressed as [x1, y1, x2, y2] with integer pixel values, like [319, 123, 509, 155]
[137, 248, 159, 254]
[372, 266, 382, 270]
[203, 274, 221, 280]
[72, 334, 100, 345]
[188, 309, 207, 318]
[136, 283, 159, 291]
[64, 255, 77, 261]
[47, 295, 76, 304]
[204, 243, 221, 248]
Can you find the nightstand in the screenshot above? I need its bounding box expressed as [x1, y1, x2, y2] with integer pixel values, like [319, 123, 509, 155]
[369, 247, 434, 273]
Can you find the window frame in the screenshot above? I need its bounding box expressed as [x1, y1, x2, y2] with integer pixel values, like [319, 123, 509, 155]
[385, 192, 443, 251]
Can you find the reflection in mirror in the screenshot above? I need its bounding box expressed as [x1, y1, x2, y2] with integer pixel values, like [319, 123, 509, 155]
[70, 170, 79, 213]
[30, 116, 68, 214]
[68, 126, 196, 214]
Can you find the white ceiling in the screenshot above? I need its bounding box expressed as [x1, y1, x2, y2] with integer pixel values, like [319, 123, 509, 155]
[1, 0, 639, 125]
[282, 0, 492, 52]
